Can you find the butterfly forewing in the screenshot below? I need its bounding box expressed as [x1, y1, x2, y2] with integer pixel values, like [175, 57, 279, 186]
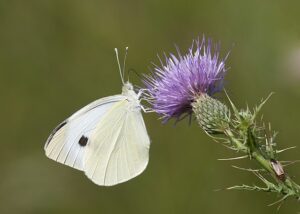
[44, 95, 125, 170]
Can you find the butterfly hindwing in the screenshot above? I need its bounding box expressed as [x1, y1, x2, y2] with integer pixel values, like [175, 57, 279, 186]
[83, 99, 150, 186]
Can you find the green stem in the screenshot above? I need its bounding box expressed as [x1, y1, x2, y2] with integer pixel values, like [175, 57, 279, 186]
[225, 129, 274, 175]
[224, 128, 300, 198]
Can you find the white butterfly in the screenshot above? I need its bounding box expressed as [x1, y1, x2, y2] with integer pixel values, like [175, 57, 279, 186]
[44, 48, 150, 186]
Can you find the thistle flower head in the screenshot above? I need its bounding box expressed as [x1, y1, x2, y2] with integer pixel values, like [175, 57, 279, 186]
[144, 37, 228, 121]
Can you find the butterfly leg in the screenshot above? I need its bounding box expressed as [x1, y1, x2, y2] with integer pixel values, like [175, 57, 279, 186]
[137, 89, 153, 113]
[137, 89, 150, 99]
[140, 105, 154, 113]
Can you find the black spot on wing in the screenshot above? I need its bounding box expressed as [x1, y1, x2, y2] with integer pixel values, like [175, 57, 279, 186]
[45, 121, 67, 146]
[79, 135, 88, 147]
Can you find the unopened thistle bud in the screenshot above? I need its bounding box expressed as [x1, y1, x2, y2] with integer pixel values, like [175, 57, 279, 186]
[192, 94, 230, 134]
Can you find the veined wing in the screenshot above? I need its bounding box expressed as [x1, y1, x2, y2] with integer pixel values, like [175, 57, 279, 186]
[84, 100, 150, 186]
[44, 95, 125, 170]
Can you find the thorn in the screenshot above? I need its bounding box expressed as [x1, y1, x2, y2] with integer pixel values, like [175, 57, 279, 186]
[226, 184, 267, 192]
[276, 200, 284, 212]
[280, 160, 300, 167]
[205, 131, 227, 141]
[252, 171, 272, 185]
[224, 89, 240, 119]
[268, 194, 289, 207]
[218, 155, 248, 161]
[231, 165, 263, 172]
[276, 146, 297, 153]
[252, 92, 274, 120]
[213, 188, 224, 192]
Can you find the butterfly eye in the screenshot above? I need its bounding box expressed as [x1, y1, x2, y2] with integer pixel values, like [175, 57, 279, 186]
[127, 83, 133, 90]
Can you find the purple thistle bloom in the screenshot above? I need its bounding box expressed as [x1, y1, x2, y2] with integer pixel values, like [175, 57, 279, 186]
[143, 37, 228, 122]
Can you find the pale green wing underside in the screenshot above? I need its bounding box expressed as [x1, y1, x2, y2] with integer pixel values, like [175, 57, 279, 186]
[84, 100, 150, 186]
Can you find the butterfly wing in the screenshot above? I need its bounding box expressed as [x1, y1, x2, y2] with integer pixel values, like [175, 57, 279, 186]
[44, 95, 125, 170]
[83, 100, 150, 186]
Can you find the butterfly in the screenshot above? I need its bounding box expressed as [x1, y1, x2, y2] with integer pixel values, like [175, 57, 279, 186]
[44, 48, 150, 186]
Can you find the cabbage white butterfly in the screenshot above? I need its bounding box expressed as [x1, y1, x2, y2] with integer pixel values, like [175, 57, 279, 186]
[44, 48, 150, 186]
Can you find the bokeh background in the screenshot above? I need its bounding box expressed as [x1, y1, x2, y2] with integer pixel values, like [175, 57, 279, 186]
[1, 0, 300, 213]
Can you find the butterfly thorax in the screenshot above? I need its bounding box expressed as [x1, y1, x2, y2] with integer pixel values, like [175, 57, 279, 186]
[122, 82, 141, 110]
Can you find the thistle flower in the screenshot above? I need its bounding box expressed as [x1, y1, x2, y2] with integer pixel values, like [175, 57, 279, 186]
[144, 37, 300, 203]
[144, 38, 227, 122]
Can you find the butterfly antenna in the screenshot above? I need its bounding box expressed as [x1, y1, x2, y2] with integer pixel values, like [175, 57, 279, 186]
[114, 48, 124, 84]
[128, 68, 141, 79]
[123, 47, 129, 82]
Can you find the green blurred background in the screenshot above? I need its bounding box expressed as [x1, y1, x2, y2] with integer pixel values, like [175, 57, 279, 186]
[1, 0, 300, 213]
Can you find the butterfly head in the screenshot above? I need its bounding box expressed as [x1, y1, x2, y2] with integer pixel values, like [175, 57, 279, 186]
[122, 81, 134, 94]
[122, 81, 140, 105]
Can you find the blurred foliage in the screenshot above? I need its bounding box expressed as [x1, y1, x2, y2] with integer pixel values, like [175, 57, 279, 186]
[1, 0, 300, 213]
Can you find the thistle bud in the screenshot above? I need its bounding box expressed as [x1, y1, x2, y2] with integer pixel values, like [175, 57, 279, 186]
[192, 94, 230, 134]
